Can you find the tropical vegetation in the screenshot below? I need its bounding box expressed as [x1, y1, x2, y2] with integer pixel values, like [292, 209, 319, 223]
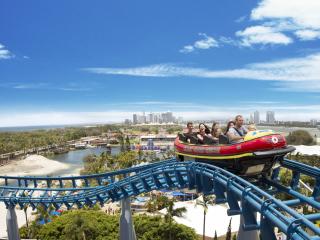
[0, 125, 120, 155]
[19, 209, 197, 240]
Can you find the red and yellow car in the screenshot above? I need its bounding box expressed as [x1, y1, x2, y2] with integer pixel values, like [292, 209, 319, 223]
[175, 130, 295, 176]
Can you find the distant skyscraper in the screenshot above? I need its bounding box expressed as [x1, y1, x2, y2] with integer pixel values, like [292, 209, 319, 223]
[310, 119, 318, 126]
[124, 119, 131, 125]
[266, 111, 275, 124]
[133, 114, 138, 124]
[254, 111, 260, 124]
[132, 111, 177, 124]
[148, 113, 154, 123]
[250, 114, 254, 123]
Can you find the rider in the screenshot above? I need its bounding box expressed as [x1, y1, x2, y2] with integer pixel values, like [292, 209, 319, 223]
[185, 122, 196, 143]
[197, 123, 208, 144]
[227, 115, 248, 144]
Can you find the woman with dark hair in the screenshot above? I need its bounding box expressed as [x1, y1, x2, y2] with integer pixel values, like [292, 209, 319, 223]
[197, 123, 208, 144]
[224, 121, 235, 135]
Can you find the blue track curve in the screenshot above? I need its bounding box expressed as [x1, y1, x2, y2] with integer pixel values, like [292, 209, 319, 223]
[1, 158, 320, 239]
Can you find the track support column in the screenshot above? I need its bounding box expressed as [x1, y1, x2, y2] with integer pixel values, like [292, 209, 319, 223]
[6, 206, 21, 240]
[237, 215, 259, 240]
[120, 198, 136, 240]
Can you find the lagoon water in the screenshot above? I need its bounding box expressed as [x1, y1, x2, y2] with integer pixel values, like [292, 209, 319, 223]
[48, 146, 120, 176]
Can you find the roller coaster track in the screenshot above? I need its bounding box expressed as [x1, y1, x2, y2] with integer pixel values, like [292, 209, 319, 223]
[1, 158, 320, 239]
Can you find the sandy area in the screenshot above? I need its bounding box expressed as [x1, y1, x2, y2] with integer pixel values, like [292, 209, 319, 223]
[0, 155, 68, 179]
[0, 203, 36, 238]
[160, 200, 241, 237]
[0, 155, 77, 238]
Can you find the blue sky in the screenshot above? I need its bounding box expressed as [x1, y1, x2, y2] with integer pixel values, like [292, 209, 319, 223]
[0, 0, 320, 126]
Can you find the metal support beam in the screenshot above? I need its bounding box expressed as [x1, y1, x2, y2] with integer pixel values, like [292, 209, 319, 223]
[6, 206, 20, 240]
[237, 215, 259, 240]
[120, 198, 136, 240]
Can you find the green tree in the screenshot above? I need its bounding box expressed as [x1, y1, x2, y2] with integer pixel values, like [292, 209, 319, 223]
[64, 214, 97, 240]
[164, 199, 187, 240]
[20, 210, 197, 240]
[125, 135, 131, 152]
[286, 130, 315, 145]
[118, 134, 125, 153]
[115, 151, 138, 169]
[35, 205, 54, 224]
[195, 195, 214, 240]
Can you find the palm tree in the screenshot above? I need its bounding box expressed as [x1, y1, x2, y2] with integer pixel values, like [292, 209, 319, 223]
[195, 194, 214, 240]
[164, 199, 187, 240]
[64, 214, 93, 240]
[35, 204, 54, 224]
[164, 199, 186, 224]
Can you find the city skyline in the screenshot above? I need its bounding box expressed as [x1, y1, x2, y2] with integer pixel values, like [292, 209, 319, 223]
[1, 0, 320, 127]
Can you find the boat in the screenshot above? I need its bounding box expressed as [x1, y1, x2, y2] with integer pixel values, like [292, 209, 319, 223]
[175, 130, 295, 176]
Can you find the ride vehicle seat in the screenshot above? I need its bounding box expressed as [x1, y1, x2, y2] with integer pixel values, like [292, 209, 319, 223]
[219, 134, 229, 144]
[203, 135, 218, 145]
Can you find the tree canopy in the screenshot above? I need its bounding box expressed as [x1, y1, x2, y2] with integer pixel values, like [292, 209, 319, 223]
[286, 130, 315, 145]
[20, 210, 197, 240]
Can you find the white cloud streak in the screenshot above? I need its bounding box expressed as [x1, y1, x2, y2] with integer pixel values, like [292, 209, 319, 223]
[84, 52, 320, 92]
[12, 83, 91, 92]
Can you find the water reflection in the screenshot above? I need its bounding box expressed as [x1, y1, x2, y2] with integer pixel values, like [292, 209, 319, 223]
[49, 147, 120, 176]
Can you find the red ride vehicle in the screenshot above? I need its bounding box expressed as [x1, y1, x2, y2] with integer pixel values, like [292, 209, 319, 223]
[175, 130, 295, 176]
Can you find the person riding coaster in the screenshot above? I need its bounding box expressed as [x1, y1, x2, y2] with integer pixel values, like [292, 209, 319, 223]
[176, 128, 295, 177]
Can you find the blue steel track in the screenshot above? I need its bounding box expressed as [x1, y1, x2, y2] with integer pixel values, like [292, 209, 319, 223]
[0, 158, 320, 239]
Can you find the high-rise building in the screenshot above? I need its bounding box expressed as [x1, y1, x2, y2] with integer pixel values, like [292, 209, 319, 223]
[124, 119, 131, 125]
[310, 119, 318, 126]
[133, 114, 138, 124]
[147, 113, 154, 123]
[266, 111, 275, 124]
[132, 111, 177, 124]
[254, 111, 260, 124]
[250, 114, 254, 123]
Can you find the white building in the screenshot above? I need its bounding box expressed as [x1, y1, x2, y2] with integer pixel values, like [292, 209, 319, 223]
[254, 111, 260, 124]
[310, 119, 318, 126]
[266, 111, 275, 124]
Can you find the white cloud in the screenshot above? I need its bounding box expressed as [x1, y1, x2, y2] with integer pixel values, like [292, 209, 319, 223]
[236, 0, 320, 44]
[236, 25, 292, 46]
[180, 33, 218, 53]
[295, 30, 320, 41]
[84, 52, 320, 92]
[0, 43, 14, 59]
[194, 33, 218, 49]
[180, 45, 194, 53]
[251, 0, 320, 30]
